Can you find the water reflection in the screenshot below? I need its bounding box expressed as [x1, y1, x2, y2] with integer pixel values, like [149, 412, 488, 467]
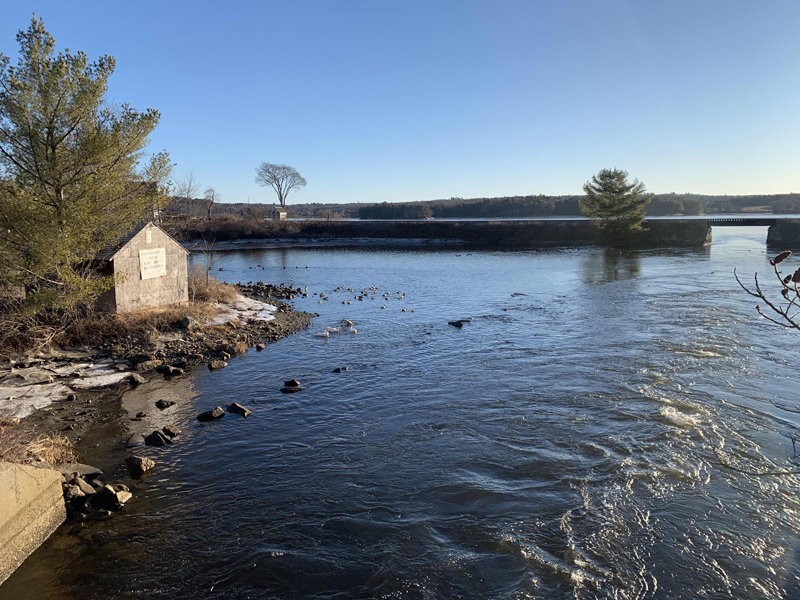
[581, 248, 641, 284]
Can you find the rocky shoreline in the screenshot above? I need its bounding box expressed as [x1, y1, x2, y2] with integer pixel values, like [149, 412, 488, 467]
[0, 289, 313, 533]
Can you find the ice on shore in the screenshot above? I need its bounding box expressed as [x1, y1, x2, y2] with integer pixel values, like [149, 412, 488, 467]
[210, 294, 277, 325]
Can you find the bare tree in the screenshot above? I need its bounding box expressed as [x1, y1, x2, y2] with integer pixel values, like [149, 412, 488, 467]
[172, 172, 201, 215]
[736, 250, 800, 330]
[255, 162, 307, 208]
[203, 187, 219, 221]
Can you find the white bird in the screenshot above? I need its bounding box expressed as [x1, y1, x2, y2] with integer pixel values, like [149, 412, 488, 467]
[314, 331, 329, 338]
[326, 327, 341, 334]
[349, 327, 357, 334]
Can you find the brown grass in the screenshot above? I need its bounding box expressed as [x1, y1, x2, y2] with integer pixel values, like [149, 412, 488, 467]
[188, 268, 239, 303]
[0, 424, 78, 466]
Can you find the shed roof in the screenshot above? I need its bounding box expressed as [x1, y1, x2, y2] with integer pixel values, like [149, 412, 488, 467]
[95, 222, 189, 262]
[272, 206, 287, 213]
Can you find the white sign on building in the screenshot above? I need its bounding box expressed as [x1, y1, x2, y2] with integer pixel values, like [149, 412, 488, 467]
[139, 248, 167, 280]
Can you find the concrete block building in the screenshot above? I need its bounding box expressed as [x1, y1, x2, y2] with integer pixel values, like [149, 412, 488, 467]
[95, 222, 189, 313]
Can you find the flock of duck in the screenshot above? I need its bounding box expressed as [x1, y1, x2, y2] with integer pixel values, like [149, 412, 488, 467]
[308, 286, 416, 338]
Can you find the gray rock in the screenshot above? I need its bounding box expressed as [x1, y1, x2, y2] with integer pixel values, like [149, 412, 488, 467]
[197, 406, 225, 421]
[126, 433, 145, 447]
[208, 361, 228, 370]
[144, 430, 173, 447]
[280, 386, 306, 394]
[71, 476, 96, 496]
[179, 316, 199, 330]
[129, 373, 146, 386]
[136, 359, 162, 372]
[125, 455, 155, 478]
[58, 463, 102, 478]
[62, 484, 85, 500]
[92, 484, 132, 511]
[162, 424, 181, 438]
[227, 402, 252, 418]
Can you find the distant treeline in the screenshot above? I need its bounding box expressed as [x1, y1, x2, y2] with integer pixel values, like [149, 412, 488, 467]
[170, 193, 800, 220]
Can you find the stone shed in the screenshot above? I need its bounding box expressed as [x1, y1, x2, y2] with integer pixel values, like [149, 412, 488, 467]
[95, 222, 189, 313]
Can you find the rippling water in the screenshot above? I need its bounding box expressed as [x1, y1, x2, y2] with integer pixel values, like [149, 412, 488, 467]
[7, 227, 800, 599]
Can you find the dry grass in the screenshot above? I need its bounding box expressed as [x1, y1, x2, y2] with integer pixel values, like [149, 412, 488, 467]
[188, 268, 239, 303]
[0, 424, 78, 466]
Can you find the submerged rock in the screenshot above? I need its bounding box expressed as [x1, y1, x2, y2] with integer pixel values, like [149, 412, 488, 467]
[448, 321, 464, 328]
[227, 402, 252, 418]
[197, 406, 225, 421]
[126, 433, 145, 447]
[155, 399, 175, 410]
[144, 430, 173, 447]
[125, 455, 155, 478]
[280, 386, 306, 394]
[162, 424, 181, 438]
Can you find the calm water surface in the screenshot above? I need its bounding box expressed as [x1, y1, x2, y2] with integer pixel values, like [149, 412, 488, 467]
[6, 227, 800, 599]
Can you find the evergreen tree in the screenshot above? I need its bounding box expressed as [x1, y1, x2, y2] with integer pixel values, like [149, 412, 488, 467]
[0, 17, 172, 310]
[580, 169, 652, 237]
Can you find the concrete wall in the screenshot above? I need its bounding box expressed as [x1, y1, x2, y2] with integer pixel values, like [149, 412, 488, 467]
[0, 462, 65, 586]
[112, 224, 189, 312]
[767, 220, 800, 249]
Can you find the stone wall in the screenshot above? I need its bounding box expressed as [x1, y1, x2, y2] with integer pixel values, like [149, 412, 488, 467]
[0, 462, 65, 586]
[767, 220, 800, 249]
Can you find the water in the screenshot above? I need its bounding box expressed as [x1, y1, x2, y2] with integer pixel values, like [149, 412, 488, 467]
[6, 227, 800, 599]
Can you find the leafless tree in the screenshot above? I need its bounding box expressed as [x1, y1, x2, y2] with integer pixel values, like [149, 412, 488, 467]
[203, 187, 219, 221]
[172, 172, 201, 215]
[255, 162, 307, 208]
[735, 250, 800, 330]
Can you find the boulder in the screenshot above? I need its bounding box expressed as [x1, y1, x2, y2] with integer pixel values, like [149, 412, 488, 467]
[179, 316, 199, 330]
[58, 463, 102, 479]
[92, 485, 132, 511]
[136, 359, 162, 372]
[129, 373, 146, 386]
[162, 425, 181, 438]
[197, 407, 225, 422]
[125, 456, 155, 479]
[208, 361, 228, 370]
[70, 476, 96, 496]
[448, 321, 464, 328]
[62, 484, 85, 501]
[284, 379, 301, 387]
[155, 399, 175, 410]
[256, 343, 265, 351]
[227, 403, 252, 418]
[126, 433, 145, 448]
[144, 430, 172, 447]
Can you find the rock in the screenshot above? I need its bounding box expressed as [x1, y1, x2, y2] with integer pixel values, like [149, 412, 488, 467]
[227, 402, 252, 418]
[129, 373, 146, 386]
[136, 411, 147, 418]
[166, 366, 183, 376]
[197, 407, 225, 421]
[92, 484, 132, 511]
[130, 353, 154, 364]
[284, 379, 301, 387]
[220, 352, 231, 361]
[171, 360, 188, 369]
[65, 393, 76, 401]
[280, 386, 306, 394]
[126, 433, 145, 447]
[71, 476, 96, 496]
[179, 316, 199, 330]
[332, 367, 349, 373]
[208, 361, 228, 370]
[155, 399, 175, 410]
[188, 353, 205, 361]
[62, 484, 85, 500]
[448, 321, 464, 328]
[144, 430, 173, 447]
[256, 343, 265, 351]
[58, 463, 102, 479]
[162, 425, 180, 438]
[125, 456, 155, 478]
[136, 359, 162, 372]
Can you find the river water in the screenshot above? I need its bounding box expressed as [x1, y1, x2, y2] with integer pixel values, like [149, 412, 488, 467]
[6, 227, 800, 599]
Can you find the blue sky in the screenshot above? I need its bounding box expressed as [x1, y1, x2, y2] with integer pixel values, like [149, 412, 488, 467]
[2, 1, 800, 204]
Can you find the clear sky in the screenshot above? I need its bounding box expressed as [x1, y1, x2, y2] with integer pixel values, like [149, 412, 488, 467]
[2, 1, 800, 204]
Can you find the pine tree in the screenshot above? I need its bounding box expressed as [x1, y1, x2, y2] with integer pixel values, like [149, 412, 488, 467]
[0, 17, 172, 310]
[580, 169, 652, 238]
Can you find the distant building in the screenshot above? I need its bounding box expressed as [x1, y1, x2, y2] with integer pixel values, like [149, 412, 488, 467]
[94, 222, 189, 313]
[270, 206, 288, 221]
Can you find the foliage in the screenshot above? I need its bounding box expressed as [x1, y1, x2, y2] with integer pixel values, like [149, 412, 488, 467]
[0, 17, 172, 312]
[255, 162, 306, 208]
[580, 169, 652, 236]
